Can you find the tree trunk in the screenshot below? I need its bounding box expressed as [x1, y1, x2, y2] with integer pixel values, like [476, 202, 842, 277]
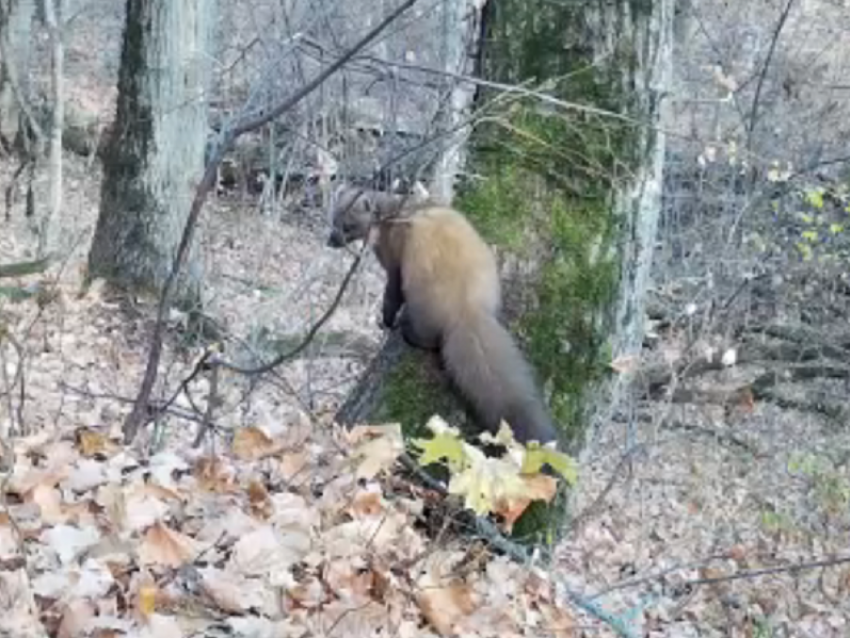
[0, 0, 35, 151]
[427, 0, 484, 205]
[87, 0, 216, 306]
[335, 0, 673, 528]
[37, 0, 63, 257]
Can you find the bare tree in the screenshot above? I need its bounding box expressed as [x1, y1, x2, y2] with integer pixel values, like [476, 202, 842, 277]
[37, 0, 63, 256]
[427, 0, 484, 204]
[87, 0, 217, 305]
[0, 0, 36, 150]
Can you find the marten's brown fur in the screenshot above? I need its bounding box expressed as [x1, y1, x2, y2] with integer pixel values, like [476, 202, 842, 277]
[326, 185, 558, 446]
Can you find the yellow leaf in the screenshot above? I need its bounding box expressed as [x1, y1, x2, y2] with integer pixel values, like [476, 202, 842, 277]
[412, 431, 466, 470]
[801, 230, 818, 243]
[448, 451, 526, 516]
[796, 242, 813, 261]
[830, 223, 844, 235]
[138, 584, 158, 618]
[522, 446, 579, 484]
[479, 420, 530, 449]
[805, 189, 824, 209]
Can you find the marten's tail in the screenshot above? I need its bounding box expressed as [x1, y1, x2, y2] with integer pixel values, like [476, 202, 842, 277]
[440, 309, 557, 445]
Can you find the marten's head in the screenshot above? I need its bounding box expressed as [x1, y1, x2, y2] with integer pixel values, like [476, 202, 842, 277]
[326, 185, 380, 248]
[326, 183, 430, 248]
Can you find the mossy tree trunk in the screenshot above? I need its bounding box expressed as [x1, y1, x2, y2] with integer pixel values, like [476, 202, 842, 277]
[336, 0, 673, 536]
[0, 0, 35, 151]
[87, 0, 216, 306]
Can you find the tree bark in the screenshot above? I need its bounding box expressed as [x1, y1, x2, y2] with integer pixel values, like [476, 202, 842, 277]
[87, 0, 216, 306]
[0, 0, 35, 151]
[37, 0, 63, 257]
[427, 0, 484, 205]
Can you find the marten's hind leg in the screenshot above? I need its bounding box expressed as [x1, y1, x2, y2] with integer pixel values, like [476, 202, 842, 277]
[399, 309, 440, 351]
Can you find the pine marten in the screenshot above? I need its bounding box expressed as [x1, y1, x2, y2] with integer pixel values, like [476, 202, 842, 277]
[326, 185, 559, 446]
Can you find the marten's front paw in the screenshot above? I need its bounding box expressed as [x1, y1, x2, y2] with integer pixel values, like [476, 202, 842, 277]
[381, 307, 400, 330]
[378, 313, 396, 331]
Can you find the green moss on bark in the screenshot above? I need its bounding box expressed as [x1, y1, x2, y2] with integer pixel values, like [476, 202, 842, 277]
[90, 0, 157, 293]
[376, 351, 460, 439]
[457, 0, 650, 542]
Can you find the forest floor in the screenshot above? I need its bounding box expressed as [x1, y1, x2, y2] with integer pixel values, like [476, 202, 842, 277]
[3, 0, 849, 633]
[1, 149, 849, 637]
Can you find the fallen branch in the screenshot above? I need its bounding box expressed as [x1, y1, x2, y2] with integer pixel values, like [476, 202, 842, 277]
[743, 362, 850, 399]
[660, 419, 760, 455]
[0, 255, 53, 279]
[745, 322, 850, 360]
[754, 388, 846, 421]
[0, 285, 40, 302]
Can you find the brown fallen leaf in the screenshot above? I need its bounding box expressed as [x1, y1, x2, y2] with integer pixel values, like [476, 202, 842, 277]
[414, 552, 480, 636]
[539, 602, 578, 638]
[193, 455, 238, 493]
[232, 426, 276, 461]
[28, 484, 65, 525]
[279, 451, 309, 480]
[247, 479, 273, 520]
[199, 567, 268, 614]
[348, 424, 404, 480]
[7, 468, 67, 498]
[75, 427, 120, 458]
[56, 599, 97, 638]
[347, 488, 385, 519]
[138, 521, 200, 568]
[416, 575, 478, 636]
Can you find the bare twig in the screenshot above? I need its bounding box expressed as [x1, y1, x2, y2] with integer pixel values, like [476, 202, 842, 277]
[568, 443, 646, 532]
[684, 554, 850, 589]
[216, 243, 367, 376]
[745, 0, 796, 151]
[194, 360, 220, 447]
[58, 381, 217, 427]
